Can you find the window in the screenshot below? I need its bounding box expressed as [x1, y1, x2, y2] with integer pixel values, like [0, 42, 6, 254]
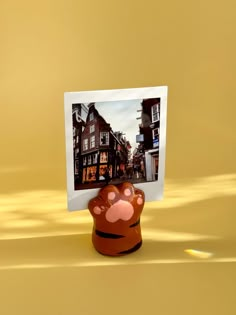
[90, 135, 95, 148]
[89, 112, 94, 121]
[100, 152, 108, 163]
[86, 166, 96, 181]
[151, 104, 160, 123]
[152, 128, 159, 148]
[83, 138, 88, 151]
[152, 128, 159, 139]
[75, 148, 79, 158]
[88, 155, 91, 165]
[74, 160, 79, 175]
[83, 157, 87, 165]
[90, 124, 95, 133]
[93, 153, 98, 164]
[100, 132, 109, 145]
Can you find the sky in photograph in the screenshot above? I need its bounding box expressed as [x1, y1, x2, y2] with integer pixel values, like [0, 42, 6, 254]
[94, 99, 142, 152]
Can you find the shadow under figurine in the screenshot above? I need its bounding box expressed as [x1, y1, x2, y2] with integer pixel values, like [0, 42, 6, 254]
[88, 182, 145, 256]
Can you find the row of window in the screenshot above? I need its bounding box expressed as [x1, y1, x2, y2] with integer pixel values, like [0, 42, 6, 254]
[83, 152, 108, 166]
[82, 165, 112, 182]
[75, 151, 109, 175]
[83, 154, 97, 165]
[83, 132, 109, 151]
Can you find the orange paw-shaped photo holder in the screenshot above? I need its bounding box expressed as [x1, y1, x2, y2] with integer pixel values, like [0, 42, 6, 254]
[88, 182, 145, 256]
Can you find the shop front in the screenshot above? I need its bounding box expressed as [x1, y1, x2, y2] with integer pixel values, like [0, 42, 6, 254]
[144, 149, 159, 181]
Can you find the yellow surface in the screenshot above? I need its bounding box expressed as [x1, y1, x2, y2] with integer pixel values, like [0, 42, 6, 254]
[0, 1, 236, 315]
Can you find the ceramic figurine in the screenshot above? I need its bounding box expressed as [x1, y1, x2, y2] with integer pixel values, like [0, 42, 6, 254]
[88, 182, 145, 256]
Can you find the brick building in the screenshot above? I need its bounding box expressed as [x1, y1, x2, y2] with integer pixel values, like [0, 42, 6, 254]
[72, 103, 88, 185]
[113, 132, 131, 176]
[134, 98, 160, 181]
[139, 98, 160, 150]
[80, 103, 130, 183]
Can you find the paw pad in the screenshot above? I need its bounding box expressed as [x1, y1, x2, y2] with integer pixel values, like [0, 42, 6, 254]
[89, 182, 145, 223]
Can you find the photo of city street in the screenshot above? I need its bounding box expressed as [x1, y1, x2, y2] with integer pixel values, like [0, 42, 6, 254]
[72, 98, 161, 190]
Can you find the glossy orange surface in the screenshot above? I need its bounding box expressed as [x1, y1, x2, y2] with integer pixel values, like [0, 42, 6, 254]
[88, 182, 144, 256]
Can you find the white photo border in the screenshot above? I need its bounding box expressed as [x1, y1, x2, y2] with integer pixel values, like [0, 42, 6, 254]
[64, 86, 168, 210]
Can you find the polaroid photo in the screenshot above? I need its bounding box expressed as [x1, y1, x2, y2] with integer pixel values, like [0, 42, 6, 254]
[64, 86, 168, 210]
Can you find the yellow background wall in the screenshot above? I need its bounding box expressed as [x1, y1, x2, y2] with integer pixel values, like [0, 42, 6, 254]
[1, 1, 236, 315]
[1, 0, 235, 192]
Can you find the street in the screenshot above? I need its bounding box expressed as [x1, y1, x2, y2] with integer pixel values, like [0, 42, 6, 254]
[74, 173, 157, 190]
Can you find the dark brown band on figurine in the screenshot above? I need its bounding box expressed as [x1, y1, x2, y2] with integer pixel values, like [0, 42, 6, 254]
[88, 182, 145, 256]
